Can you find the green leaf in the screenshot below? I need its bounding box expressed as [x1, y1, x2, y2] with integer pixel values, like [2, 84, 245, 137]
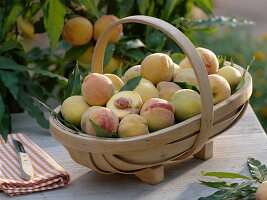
[163, 0, 179, 20]
[0, 41, 22, 53]
[43, 0, 65, 53]
[17, 88, 49, 129]
[89, 119, 119, 138]
[64, 42, 92, 62]
[202, 172, 252, 180]
[63, 63, 81, 101]
[0, 70, 20, 99]
[0, 0, 23, 42]
[117, 0, 135, 18]
[194, 0, 213, 14]
[217, 55, 227, 68]
[247, 157, 267, 183]
[119, 75, 142, 92]
[199, 180, 239, 189]
[175, 82, 200, 93]
[104, 44, 115, 68]
[0, 110, 11, 142]
[124, 49, 147, 61]
[0, 93, 5, 122]
[33, 17, 46, 34]
[137, 0, 150, 15]
[77, 0, 99, 18]
[0, 56, 67, 83]
[198, 181, 256, 200]
[170, 53, 186, 63]
[145, 30, 166, 52]
[235, 57, 254, 92]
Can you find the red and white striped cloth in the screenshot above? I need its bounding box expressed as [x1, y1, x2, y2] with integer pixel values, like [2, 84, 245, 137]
[0, 133, 70, 196]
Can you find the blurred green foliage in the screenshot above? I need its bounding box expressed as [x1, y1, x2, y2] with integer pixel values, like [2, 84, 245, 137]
[193, 27, 267, 130]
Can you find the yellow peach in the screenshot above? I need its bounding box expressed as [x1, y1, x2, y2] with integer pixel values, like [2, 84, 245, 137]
[256, 181, 267, 200]
[133, 79, 159, 103]
[62, 17, 93, 46]
[93, 15, 123, 43]
[106, 91, 143, 120]
[141, 53, 174, 85]
[118, 114, 149, 137]
[61, 96, 89, 126]
[217, 66, 242, 91]
[78, 45, 94, 66]
[104, 74, 124, 91]
[82, 73, 114, 106]
[173, 68, 198, 87]
[157, 81, 181, 101]
[140, 98, 175, 131]
[122, 65, 141, 83]
[104, 57, 122, 74]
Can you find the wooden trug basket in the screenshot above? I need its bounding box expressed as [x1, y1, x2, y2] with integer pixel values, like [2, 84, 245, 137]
[50, 15, 252, 185]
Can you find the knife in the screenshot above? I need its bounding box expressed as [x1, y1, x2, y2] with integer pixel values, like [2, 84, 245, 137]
[12, 139, 34, 181]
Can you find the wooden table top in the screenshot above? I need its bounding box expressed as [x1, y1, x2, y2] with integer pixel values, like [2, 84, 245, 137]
[1, 105, 266, 200]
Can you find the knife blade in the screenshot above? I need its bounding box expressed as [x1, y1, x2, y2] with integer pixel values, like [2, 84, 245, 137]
[12, 139, 34, 181]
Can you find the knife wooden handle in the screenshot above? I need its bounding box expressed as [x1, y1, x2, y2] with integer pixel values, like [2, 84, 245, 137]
[18, 152, 34, 181]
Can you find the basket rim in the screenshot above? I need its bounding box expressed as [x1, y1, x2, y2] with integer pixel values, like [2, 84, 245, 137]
[50, 63, 252, 145]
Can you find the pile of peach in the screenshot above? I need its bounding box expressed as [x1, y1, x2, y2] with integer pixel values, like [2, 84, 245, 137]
[61, 47, 242, 138]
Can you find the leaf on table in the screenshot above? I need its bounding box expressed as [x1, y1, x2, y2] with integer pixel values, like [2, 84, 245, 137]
[77, 0, 99, 18]
[17, 88, 49, 129]
[202, 172, 252, 180]
[89, 119, 119, 138]
[235, 57, 255, 92]
[174, 82, 200, 93]
[199, 180, 239, 189]
[198, 181, 255, 200]
[62, 63, 81, 101]
[0, 1, 23, 42]
[64, 42, 92, 62]
[247, 157, 267, 183]
[43, 0, 65, 53]
[0, 56, 68, 83]
[119, 75, 142, 92]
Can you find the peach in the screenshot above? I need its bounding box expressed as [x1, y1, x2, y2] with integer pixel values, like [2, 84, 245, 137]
[78, 45, 94, 67]
[104, 74, 124, 91]
[104, 57, 122, 74]
[157, 81, 181, 101]
[170, 89, 201, 121]
[106, 91, 143, 120]
[140, 98, 175, 131]
[118, 114, 149, 137]
[61, 96, 89, 126]
[133, 79, 159, 103]
[173, 68, 198, 87]
[179, 47, 219, 74]
[93, 15, 123, 43]
[217, 66, 242, 91]
[62, 17, 93, 46]
[17, 16, 34, 38]
[172, 63, 182, 78]
[141, 53, 174, 85]
[122, 65, 141, 83]
[256, 181, 267, 200]
[81, 106, 119, 136]
[82, 73, 114, 106]
[209, 74, 231, 104]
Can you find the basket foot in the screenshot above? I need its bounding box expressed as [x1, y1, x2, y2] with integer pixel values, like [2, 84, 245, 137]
[194, 141, 213, 160]
[134, 165, 164, 185]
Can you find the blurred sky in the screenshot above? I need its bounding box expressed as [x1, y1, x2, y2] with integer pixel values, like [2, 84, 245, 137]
[214, 0, 267, 38]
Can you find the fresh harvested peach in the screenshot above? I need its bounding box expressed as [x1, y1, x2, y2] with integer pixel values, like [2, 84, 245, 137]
[82, 73, 114, 106]
[173, 68, 198, 87]
[256, 181, 267, 200]
[93, 15, 123, 43]
[81, 106, 119, 136]
[106, 91, 143, 120]
[140, 98, 175, 131]
[104, 57, 122, 74]
[78, 45, 94, 67]
[157, 81, 181, 101]
[61, 96, 89, 126]
[133, 79, 159, 103]
[141, 53, 174, 85]
[217, 66, 242, 91]
[172, 63, 182, 78]
[118, 114, 149, 137]
[104, 74, 124, 91]
[122, 65, 141, 83]
[179, 47, 219, 74]
[170, 89, 201, 121]
[17, 16, 34, 38]
[209, 74, 231, 104]
[62, 17, 93, 46]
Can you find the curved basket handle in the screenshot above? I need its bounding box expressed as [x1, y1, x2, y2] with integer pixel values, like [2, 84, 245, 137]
[91, 15, 214, 160]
